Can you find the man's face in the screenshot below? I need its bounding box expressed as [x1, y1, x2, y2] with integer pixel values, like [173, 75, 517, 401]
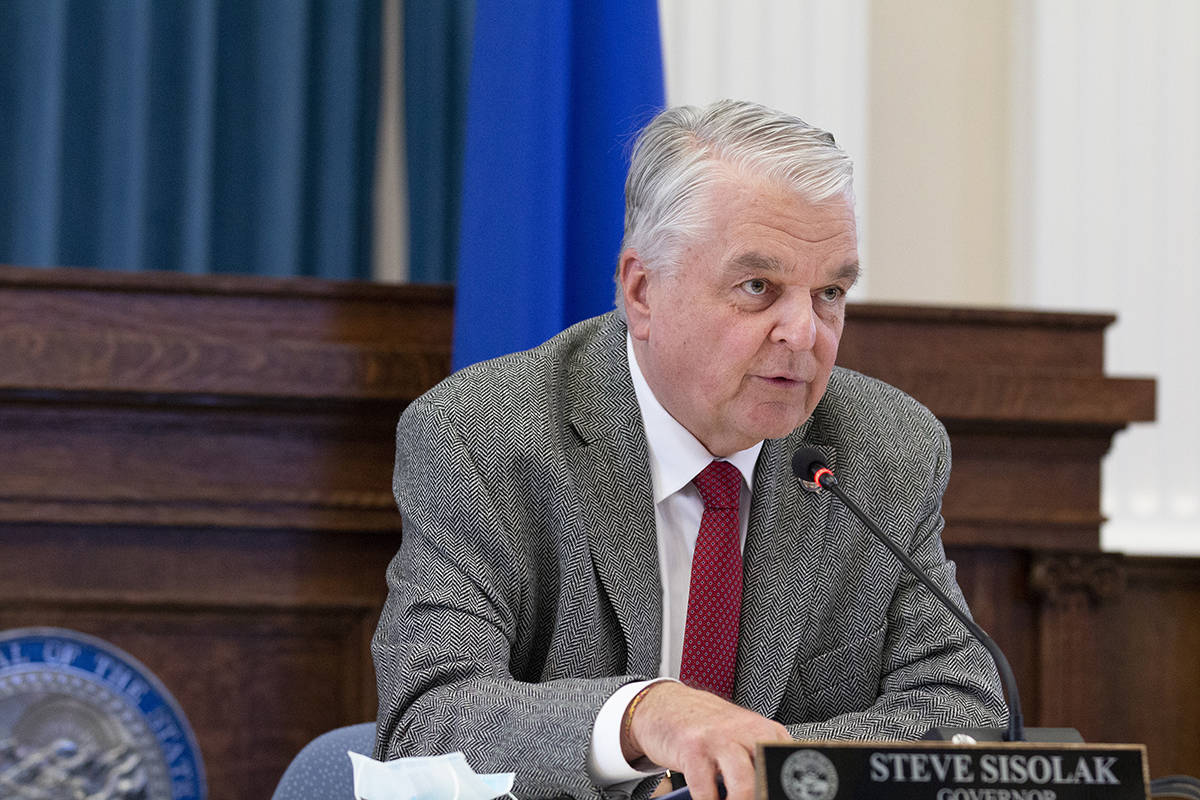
[622, 174, 859, 457]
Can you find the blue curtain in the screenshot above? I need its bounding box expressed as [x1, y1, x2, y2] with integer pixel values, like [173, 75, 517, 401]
[450, 0, 665, 369]
[403, 0, 474, 285]
[0, 0, 379, 279]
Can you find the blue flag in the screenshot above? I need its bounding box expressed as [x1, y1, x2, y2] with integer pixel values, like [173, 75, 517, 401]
[451, 0, 665, 370]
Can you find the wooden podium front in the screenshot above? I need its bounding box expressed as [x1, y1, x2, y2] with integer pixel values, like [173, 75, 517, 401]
[0, 265, 1192, 799]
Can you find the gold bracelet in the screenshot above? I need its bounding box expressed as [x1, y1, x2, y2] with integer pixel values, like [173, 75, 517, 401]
[622, 682, 658, 743]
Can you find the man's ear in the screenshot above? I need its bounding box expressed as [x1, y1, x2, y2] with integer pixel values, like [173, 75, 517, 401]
[618, 249, 652, 340]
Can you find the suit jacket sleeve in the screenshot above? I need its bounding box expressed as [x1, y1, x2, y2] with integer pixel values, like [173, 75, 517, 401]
[781, 420, 1008, 739]
[371, 394, 650, 800]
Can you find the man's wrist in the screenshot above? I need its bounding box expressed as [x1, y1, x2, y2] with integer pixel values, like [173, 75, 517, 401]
[620, 682, 661, 762]
[588, 678, 676, 786]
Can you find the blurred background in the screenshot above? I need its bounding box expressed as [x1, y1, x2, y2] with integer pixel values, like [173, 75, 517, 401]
[1, 0, 1195, 556]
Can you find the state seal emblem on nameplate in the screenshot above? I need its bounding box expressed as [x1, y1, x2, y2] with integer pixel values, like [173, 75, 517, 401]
[0, 627, 206, 800]
[780, 748, 840, 800]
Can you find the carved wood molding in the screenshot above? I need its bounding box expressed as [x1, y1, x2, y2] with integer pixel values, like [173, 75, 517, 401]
[1029, 552, 1127, 607]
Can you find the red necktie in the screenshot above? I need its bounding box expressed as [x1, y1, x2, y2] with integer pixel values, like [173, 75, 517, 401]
[678, 460, 743, 700]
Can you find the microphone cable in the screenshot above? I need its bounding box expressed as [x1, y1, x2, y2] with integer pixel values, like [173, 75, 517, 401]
[791, 446, 1025, 742]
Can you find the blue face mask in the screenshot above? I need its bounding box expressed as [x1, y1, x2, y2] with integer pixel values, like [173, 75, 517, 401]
[349, 751, 516, 800]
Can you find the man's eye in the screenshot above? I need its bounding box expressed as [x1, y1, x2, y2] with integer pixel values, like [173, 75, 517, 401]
[819, 286, 845, 302]
[742, 279, 768, 296]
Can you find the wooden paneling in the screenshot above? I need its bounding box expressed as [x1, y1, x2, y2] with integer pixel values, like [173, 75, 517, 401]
[0, 265, 449, 533]
[1, 264, 1194, 797]
[0, 265, 437, 799]
[1030, 553, 1200, 776]
[0, 400, 402, 530]
[0, 266, 450, 400]
[0, 522, 399, 799]
[0, 600, 375, 796]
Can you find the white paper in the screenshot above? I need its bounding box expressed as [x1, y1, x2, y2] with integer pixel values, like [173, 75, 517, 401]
[348, 751, 515, 800]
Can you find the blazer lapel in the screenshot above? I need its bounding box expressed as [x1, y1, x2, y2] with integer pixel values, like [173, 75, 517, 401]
[564, 316, 662, 678]
[735, 434, 840, 717]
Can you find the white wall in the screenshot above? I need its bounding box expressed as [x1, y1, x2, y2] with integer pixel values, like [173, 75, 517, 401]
[1011, 0, 1200, 554]
[865, 0, 1012, 307]
[659, 0, 1200, 555]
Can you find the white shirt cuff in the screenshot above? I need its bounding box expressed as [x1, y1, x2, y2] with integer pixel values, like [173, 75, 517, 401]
[587, 679, 675, 786]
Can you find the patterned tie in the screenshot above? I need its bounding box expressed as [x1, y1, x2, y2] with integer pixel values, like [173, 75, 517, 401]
[678, 460, 743, 700]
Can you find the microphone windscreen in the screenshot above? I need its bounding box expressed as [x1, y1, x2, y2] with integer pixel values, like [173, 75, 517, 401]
[790, 446, 828, 482]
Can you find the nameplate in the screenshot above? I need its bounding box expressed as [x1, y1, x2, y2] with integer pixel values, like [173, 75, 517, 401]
[757, 741, 1148, 800]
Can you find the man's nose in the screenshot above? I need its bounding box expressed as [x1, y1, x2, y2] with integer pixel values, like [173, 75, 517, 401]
[770, 294, 818, 350]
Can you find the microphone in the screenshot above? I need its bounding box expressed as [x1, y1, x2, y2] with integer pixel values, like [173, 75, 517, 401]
[790, 446, 1080, 744]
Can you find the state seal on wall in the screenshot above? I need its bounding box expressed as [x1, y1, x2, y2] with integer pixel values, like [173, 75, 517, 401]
[0, 627, 206, 800]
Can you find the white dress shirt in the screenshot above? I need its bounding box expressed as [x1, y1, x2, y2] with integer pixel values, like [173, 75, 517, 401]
[586, 336, 762, 784]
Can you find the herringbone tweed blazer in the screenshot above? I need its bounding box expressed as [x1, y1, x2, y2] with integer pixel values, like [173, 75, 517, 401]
[372, 312, 1006, 800]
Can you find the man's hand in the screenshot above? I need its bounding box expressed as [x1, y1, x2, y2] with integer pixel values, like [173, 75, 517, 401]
[622, 682, 792, 800]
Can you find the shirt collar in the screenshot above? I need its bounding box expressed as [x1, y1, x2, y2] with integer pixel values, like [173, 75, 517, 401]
[627, 333, 762, 504]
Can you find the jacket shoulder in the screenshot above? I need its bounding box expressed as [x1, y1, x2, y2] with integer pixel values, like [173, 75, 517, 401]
[412, 315, 617, 412]
[398, 313, 628, 459]
[804, 366, 950, 469]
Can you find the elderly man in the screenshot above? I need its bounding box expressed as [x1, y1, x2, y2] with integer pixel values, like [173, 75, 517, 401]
[372, 100, 1006, 800]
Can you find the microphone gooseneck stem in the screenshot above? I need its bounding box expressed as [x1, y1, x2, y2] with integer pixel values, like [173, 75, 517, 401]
[816, 470, 1026, 743]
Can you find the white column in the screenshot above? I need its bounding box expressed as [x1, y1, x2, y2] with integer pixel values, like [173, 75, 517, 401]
[372, 0, 409, 282]
[1012, 0, 1200, 554]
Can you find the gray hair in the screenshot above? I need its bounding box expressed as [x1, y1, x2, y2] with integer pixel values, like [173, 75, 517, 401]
[615, 99, 855, 315]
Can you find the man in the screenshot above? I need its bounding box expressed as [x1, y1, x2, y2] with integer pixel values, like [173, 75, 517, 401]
[372, 100, 1006, 800]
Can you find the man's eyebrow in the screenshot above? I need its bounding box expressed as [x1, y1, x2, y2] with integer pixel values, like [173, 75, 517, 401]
[833, 262, 862, 286]
[726, 254, 862, 286]
[728, 252, 785, 274]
